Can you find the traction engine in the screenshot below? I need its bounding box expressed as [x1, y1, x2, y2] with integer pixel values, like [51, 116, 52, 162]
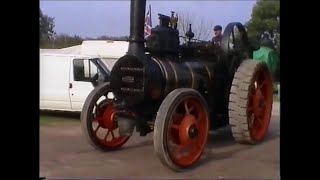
[81, 0, 274, 171]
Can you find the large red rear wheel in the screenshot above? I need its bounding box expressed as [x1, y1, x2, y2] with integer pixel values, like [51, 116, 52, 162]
[81, 82, 130, 151]
[154, 88, 209, 171]
[229, 60, 273, 144]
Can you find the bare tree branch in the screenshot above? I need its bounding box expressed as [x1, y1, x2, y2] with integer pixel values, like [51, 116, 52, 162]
[177, 11, 214, 43]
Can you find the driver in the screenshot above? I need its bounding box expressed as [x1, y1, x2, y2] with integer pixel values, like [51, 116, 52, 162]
[212, 25, 223, 46]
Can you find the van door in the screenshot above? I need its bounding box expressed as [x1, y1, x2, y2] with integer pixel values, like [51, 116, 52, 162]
[40, 54, 72, 111]
[69, 58, 99, 111]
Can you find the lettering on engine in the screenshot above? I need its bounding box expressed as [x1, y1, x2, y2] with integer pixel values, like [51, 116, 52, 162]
[120, 88, 144, 93]
[121, 67, 144, 72]
[122, 76, 135, 83]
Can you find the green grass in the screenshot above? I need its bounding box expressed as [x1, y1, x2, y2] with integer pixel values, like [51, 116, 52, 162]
[40, 111, 81, 126]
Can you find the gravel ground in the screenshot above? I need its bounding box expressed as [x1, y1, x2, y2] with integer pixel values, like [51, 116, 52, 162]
[40, 102, 280, 179]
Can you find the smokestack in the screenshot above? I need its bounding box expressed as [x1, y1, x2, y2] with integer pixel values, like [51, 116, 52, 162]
[128, 0, 146, 57]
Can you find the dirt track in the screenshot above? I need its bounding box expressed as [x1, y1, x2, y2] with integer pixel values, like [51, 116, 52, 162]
[40, 102, 280, 179]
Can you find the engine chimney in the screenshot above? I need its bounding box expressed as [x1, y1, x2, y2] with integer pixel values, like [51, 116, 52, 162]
[127, 0, 146, 57]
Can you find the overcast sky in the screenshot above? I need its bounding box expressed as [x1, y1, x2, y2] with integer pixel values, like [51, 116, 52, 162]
[40, 0, 257, 39]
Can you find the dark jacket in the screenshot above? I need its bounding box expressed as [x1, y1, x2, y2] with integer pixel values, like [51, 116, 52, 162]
[212, 35, 222, 45]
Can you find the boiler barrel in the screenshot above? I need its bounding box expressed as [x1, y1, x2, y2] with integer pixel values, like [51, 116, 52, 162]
[150, 57, 215, 98]
[110, 55, 215, 104]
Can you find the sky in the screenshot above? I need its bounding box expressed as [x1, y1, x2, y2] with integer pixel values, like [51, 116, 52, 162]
[40, 0, 257, 39]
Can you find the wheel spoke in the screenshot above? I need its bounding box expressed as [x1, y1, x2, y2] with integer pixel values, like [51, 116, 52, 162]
[184, 101, 195, 115]
[173, 112, 184, 122]
[184, 101, 190, 115]
[95, 117, 102, 122]
[171, 124, 180, 130]
[110, 130, 115, 140]
[173, 145, 189, 159]
[257, 106, 265, 117]
[255, 117, 262, 127]
[253, 106, 261, 119]
[174, 143, 195, 159]
[104, 130, 110, 140]
[91, 114, 96, 122]
[194, 143, 202, 152]
[259, 93, 266, 102]
[231, 30, 235, 49]
[95, 124, 100, 134]
[189, 106, 195, 114]
[249, 86, 256, 97]
[249, 114, 255, 128]
[263, 100, 267, 108]
[258, 80, 267, 90]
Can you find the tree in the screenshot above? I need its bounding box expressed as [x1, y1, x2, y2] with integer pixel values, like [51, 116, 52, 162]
[176, 11, 214, 43]
[95, 35, 129, 41]
[245, 0, 280, 41]
[246, 0, 280, 81]
[40, 8, 56, 41]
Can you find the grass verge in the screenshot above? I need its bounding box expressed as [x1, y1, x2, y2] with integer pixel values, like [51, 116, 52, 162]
[40, 111, 80, 126]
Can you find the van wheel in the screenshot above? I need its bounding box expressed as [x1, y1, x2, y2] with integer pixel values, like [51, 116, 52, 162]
[81, 82, 130, 151]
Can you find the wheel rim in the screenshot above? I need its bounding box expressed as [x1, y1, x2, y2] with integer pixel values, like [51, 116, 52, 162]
[248, 69, 273, 141]
[166, 96, 209, 167]
[91, 100, 129, 148]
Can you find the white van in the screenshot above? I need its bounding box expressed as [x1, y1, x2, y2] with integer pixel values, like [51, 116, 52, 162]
[40, 53, 116, 112]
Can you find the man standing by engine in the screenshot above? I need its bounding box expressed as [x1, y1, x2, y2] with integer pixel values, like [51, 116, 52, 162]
[253, 35, 280, 81]
[212, 25, 223, 46]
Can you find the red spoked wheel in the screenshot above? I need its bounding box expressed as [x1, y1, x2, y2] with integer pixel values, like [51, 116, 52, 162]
[154, 88, 209, 171]
[81, 82, 131, 151]
[229, 60, 273, 144]
[248, 69, 273, 141]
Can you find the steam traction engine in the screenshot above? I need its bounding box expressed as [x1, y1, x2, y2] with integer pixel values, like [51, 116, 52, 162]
[81, 0, 273, 171]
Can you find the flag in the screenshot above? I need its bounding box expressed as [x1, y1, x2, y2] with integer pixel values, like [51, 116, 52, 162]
[144, 4, 152, 38]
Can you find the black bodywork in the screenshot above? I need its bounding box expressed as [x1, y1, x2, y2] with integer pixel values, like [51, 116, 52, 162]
[108, 0, 256, 136]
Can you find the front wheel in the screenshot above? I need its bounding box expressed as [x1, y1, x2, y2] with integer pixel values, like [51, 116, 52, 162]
[153, 88, 210, 171]
[81, 82, 130, 151]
